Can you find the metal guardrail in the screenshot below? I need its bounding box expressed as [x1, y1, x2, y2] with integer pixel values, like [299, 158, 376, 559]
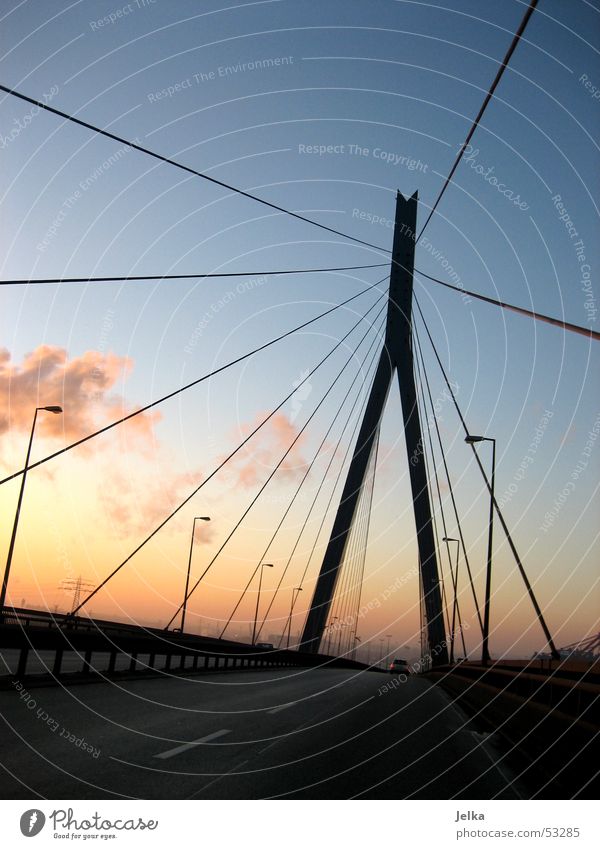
[428, 660, 600, 798]
[0, 606, 367, 683]
[429, 661, 600, 725]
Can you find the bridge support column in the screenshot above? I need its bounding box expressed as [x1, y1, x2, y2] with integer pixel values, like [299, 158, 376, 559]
[301, 191, 448, 664]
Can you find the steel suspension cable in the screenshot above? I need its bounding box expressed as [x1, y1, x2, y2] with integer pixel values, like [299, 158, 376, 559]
[414, 346, 467, 655]
[346, 428, 379, 655]
[256, 332, 384, 644]
[413, 321, 483, 635]
[413, 356, 452, 639]
[0, 276, 388, 488]
[330, 474, 370, 653]
[218, 308, 386, 639]
[163, 294, 388, 630]
[417, 0, 539, 241]
[415, 269, 600, 342]
[71, 290, 385, 618]
[1, 263, 388, 287]
[0, 83, 389, 254]
[338, 498, 368, 654]
[414, 295, 559, 658]
[334, 433, 377, 656]
[293, 356, 383, 646]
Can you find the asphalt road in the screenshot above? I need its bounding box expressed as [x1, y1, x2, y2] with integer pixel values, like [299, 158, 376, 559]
[0, 667, 525, 799]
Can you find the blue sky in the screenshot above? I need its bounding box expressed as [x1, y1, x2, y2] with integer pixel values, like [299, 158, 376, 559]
[0, 0, 598, 657]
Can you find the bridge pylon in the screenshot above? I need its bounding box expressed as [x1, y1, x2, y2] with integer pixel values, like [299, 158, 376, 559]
[301, 191, 448, 664]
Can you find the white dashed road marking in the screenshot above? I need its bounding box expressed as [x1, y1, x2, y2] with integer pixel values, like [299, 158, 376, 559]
[267, 702, 296, 715]
[154, 729, 231, 760]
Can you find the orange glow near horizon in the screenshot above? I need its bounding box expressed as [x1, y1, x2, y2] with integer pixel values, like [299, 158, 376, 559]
[0, 345, 597, 662]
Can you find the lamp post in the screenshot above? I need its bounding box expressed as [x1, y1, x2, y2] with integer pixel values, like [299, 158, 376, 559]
[180, 516, 210, 633]
[336, 622, 347, 656]
[386, 633, 393, 665]
[252, 563, 273, 645]
[443, 537, 459, 663]
[465, 434, 496, 665]
[325, 617, 338, 655]
[286, 587, 303, 649]
[1, 406, 63, 618]
[352, 635, 361, 662]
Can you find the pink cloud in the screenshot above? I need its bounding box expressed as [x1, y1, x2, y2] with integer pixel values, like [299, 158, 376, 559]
[225, 412, 308, 488]
[0, 345, 159, 445]
[99, 466, 213, 540]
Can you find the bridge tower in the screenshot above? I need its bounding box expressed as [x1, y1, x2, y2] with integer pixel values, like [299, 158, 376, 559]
[301, 191, 448, 664]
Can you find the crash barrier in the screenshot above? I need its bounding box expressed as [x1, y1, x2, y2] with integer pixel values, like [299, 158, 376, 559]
[428, 660, 599, 798]
[0, 606, 366, 684]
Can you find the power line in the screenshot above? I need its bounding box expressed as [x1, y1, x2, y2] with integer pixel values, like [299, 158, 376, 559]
[0, 276, 388, 488]
[417, 0, 539, 240]
[0, 83, 389, 255]
[72, 289, 387, 618]
[415, 268, 600, 341]
[0, 263, 389, 287]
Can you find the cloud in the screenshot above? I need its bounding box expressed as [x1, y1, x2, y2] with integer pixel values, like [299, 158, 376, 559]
[0, 345, 160, 446]
[224, 412, 308, 488]
[0, 345, 219, 550]
[98, 465, 213, 540]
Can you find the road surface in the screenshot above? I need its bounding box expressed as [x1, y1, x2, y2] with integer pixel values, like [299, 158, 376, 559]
[0, 667, 524, 799]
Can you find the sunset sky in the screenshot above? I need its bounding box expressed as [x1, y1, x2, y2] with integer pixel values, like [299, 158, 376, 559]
[1, 0, 598, 661]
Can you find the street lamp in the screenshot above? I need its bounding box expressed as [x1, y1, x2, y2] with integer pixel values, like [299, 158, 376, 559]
[180, 516, 210, 633]
[465, 434, 496, 665]
[252, 563, 273, 645]
[335, 622, 347, 655]
[1, 406, 63, 618]
[325, 617, 338, 655]
[386, 633, 393, 663]
[443, 537, 460, 663]
[286, 587, 303, 649]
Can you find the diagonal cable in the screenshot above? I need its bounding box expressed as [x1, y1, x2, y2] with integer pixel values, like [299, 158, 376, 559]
[0, 276, 387, 488]
[256, 331, 383, 643]
[0, 83, 389, 254]
[413, 322, 483, 635]
[1, 263, 388, 287]
[415, 269, 600, 342]
[219, 310, 386, 639]
[414, 294, 558, 658]
[165, 295, 388, 629]
[417, 0, 539, 240]
[72, 286, 387, 618]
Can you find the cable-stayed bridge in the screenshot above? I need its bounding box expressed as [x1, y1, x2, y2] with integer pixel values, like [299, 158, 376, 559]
[1, 0, 598, 800]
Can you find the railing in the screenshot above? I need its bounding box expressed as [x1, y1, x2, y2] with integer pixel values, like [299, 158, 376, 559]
[0, 606, 367, 683]
[428, 659, 600, 798]
[430, 660, 600, 723]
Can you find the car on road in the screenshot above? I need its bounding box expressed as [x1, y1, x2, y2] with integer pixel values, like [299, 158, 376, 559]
[389, 658, 411, 675]
[255, 642, 274, 650]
